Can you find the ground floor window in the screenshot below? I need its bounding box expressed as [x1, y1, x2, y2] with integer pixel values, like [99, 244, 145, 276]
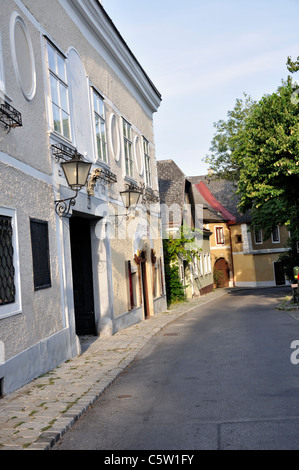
[0, 207, 21, 318]
[0, 215, 15, 305]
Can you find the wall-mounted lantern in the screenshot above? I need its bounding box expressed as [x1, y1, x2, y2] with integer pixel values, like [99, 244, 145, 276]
[120, 186, 142, 211]
[52, 144, 91, 217]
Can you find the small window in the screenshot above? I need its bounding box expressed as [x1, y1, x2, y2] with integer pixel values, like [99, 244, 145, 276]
[123, 119, 134, 178]
[143, 138, 152, 187]
[272, 225, 280, 243]
[30, 219, 51, 291]
[254, 229, 263, 244]
[92, 88, 107, 163]
[236, 234, 242, 244]
[46, 42, 70, 139]
[215, 226, 224, 245]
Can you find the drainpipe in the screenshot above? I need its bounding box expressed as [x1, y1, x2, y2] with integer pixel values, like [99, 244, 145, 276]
[228, 222, 235, 288]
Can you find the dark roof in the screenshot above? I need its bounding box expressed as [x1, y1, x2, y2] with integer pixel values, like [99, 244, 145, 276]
[157, 160, 186, 208]
[188, 175, 252, 224]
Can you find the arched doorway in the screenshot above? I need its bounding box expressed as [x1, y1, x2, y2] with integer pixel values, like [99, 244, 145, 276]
[214, 258, 230, 287]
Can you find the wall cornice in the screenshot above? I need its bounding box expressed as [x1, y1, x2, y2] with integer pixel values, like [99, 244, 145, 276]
[59, 0, 162, 115]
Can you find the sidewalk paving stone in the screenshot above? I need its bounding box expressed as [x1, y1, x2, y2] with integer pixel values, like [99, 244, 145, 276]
[0, 289, 228, 451]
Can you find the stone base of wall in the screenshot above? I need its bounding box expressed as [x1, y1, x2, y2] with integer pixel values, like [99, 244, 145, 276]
[0, 328, 80, 395]
[200, 284, 214, 296]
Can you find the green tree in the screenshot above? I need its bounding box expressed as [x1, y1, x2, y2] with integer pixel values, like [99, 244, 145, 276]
[204, 67, 299, 278]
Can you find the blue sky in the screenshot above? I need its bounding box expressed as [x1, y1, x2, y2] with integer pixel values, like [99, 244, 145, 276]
[103, 0, 299, 176]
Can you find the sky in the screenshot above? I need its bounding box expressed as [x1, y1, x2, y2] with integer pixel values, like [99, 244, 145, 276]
[103, 0, 299, 177]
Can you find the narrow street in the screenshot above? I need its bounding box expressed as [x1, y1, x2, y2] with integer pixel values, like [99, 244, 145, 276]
[54, 287, 299, 450]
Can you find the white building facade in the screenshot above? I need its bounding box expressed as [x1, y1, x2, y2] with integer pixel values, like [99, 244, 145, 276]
[0, 0, 166, 394]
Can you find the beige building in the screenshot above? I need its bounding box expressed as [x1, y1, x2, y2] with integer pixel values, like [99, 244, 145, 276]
[190, 176, 290, 288]
[0, 0, 166, 394]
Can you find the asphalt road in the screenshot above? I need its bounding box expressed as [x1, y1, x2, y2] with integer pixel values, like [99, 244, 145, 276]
[54, 287, 299, 450]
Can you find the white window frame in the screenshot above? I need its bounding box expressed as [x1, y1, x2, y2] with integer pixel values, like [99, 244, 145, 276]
[207, 253, 212, 273]
[254, 228, 263, 244]
[143, 137, 152, 187]
[0, 208, 22, 319]
[199, 255, 203, 276]
[204, 253, 208, 275]
[123, 118, 134, 178]
[193, 257, 198, 278]
[46, 41, 71, 140]
[91, 87, 108, 164]
[215, 226, 225, 245]
[271, 225, 280, 244]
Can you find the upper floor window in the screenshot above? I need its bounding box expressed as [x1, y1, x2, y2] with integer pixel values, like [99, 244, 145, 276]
[47, 42, 71, 139]
[123, 119, 133, 178]
[92, 89, 107, 163]
[143, 138, 152, 187]
[254, 228, 263, 244]
[215, 226, 224, 245]
[272, 225, 280, 243]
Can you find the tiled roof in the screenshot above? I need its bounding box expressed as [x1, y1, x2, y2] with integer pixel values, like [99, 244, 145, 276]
[189, 175, 252, 224]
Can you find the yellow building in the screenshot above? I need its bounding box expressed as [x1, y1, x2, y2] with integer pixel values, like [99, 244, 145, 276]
[190, 177, 290, 288]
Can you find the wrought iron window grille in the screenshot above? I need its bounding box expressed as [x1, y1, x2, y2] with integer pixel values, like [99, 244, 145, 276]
[0, 101, 22, 132]
[51, 143, 83, 163]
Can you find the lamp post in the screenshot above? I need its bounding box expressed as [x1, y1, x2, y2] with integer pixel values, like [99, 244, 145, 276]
[55, 155, 92, 217]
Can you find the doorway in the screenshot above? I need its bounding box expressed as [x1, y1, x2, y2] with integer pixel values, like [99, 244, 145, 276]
[70, 216, 96, 336]
[274, 261, 285, 286]
[214, 258, 230, 287]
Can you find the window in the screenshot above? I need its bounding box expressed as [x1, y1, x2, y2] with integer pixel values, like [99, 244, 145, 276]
[272, 225, 280, 243]
[47, 42, 70, 139]
[143, 138, 152, 187]
[199, 255, 203, 276]
[92, 89, 107, 163]
[123, 119, 134, 178]
[207, 254, 212, 273]
[215, 226, 224, 245]
[193, 257, 199, 278]
[254, 229, 263, 244]
[30, 219, 51, 291]
[0, 208, 21, 318]
[0, 216, 15, 305]
[204, 254, 208, 274]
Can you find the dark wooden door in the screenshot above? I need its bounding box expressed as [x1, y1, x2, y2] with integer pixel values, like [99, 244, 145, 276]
[70, 217, 96, 335]
[141, 260, 149, 319]
[214, 258, 230, 287]
[274, 261, 285, 286]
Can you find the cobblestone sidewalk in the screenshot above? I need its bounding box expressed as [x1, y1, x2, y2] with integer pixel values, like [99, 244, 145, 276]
[0, 289, 228, 450]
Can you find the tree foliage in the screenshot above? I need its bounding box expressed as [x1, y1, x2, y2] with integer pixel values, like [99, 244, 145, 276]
[163, 226, 202, 305]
